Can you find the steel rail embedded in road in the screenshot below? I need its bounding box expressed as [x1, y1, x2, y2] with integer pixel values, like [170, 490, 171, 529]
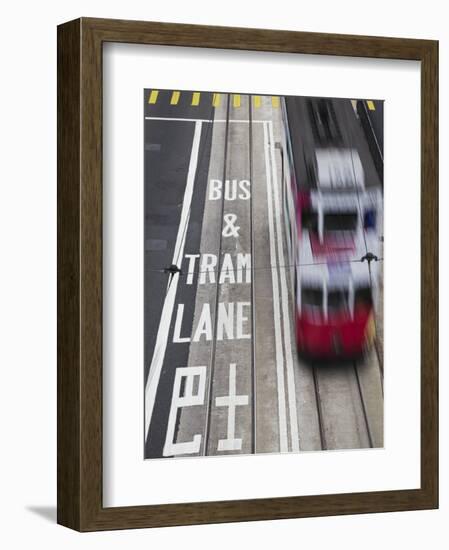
[310, 353, 383, 451]
[202, 94, 231, 455]
[249, 95, 257, 455]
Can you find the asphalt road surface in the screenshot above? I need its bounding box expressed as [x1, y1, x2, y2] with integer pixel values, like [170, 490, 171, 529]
[144, 90, 384, 459]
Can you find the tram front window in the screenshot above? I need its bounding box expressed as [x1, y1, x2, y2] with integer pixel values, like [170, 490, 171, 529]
[354, 286, 373, 309]
[301, 286, 323, 321]
[327, 288, 350, 316]
[324, 212, 358, 232]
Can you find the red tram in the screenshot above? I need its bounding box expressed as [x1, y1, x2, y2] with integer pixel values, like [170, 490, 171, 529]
[281, 97, 383, 358]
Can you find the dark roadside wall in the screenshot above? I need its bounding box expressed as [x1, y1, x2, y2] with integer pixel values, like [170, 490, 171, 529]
[357, 100, 384, 186]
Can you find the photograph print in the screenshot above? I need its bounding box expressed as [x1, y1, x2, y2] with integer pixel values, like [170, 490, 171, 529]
[143, 89, 384, 460]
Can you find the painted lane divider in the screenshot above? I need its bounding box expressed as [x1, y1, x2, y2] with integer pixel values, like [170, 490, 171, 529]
[148, 90, 159, 104]
[191, 92, 201, 106]
[267, 120, 299, 452]
[170, 91, 180, 105]
[263, 121, 288, 453]
[147, 90, 283, 108]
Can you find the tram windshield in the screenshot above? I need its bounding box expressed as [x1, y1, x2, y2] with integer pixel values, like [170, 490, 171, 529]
[354, 286, 373, 309]
[323, 212, 358, 232]
[301, 287, 323, 310]
[327, 288, 350, 315]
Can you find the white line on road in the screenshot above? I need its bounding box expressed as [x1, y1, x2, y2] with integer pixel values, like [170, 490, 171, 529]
[144, 120, 203, 441]
[263, 121, 288, 453]
[268, 121, 300, 452]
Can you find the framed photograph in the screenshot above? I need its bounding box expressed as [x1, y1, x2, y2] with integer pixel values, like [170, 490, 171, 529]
[57, 17, 438, 531]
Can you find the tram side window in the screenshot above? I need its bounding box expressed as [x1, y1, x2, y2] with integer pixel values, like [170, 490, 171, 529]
[364, 209, 377, 230]
[301, 287, 323, 309]
[354, 286, 373, 309]
[302, 209, 318, 232]
[328, 289, 350, 314]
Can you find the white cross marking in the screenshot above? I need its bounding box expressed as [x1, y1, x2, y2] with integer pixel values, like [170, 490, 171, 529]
[216, 363, 249, 452]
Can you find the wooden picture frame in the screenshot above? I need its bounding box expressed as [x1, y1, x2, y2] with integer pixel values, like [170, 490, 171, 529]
[57, 17, 438, 531]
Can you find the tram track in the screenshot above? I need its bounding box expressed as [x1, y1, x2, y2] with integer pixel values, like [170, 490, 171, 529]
[311, 357, 378, 450]
[312, 364, 327, 450]
[353, 360, 374, 448]
[249, 95, 257, 454]
[202, 94, 231, 455]
[202, 94, 285, 456]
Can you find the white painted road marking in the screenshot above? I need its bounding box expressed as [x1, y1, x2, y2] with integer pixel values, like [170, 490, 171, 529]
[145, 120, 203, 440]
[172, 301, 251, 343]
[222, 213, 240, 237]
[184, 253, 251, 285]
[216, 363, 249, 451]
[263, 121, 288, 453]
[208, 179, 251, 201]
[163, 366, 207, 456]
[267, 121, 300, 452]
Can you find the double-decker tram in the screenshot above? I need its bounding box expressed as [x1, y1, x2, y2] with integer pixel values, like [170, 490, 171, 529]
[281, 96, 383, 358]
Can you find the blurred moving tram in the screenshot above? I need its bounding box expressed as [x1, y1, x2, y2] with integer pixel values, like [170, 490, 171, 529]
[280, 96, 383, 358]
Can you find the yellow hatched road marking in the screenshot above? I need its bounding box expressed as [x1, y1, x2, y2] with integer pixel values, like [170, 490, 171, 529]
[254, 96, 261, 108]
[212, 93, 221, 107]
[233, 94, 241, 108]
[148, 90, 159, 104]
[271, 96, 280, 108]
[170, 91, 180, 105]
[367, 100, 376, 111]
[191, 92, 201, 106]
